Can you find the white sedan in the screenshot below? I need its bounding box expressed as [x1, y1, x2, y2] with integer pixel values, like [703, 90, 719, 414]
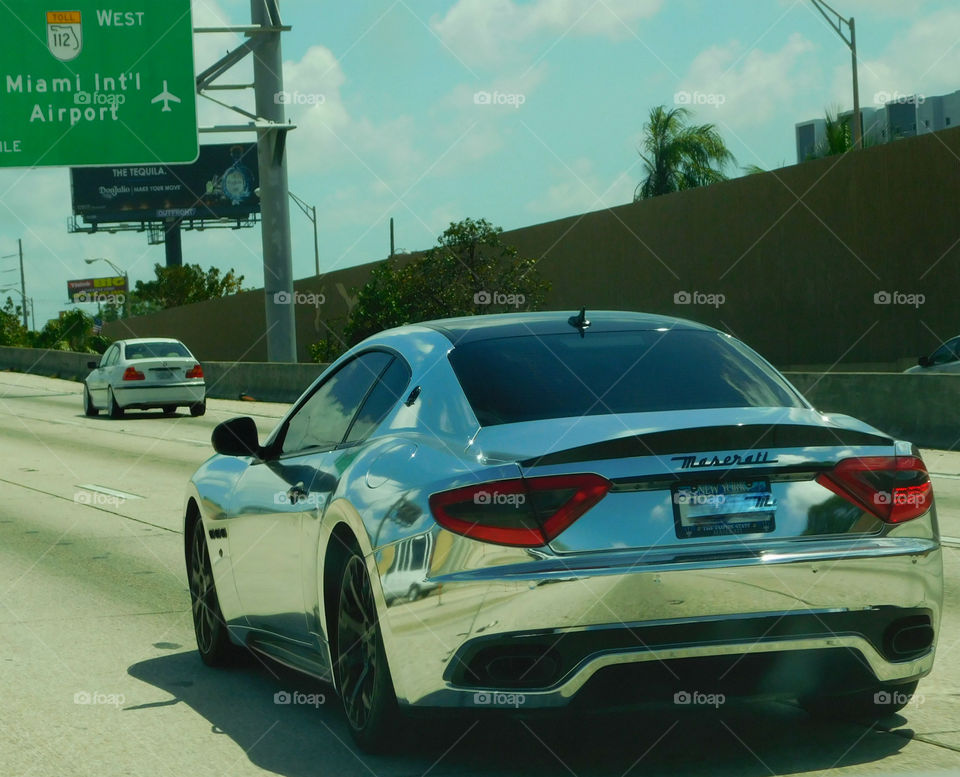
[83, 338, 207, 418]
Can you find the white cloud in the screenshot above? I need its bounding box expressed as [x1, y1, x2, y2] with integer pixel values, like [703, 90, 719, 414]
[432, 0, 662, 67]
[836, 8, 960, 108]
[279, 45, 425, 185]
[676, 33, 818, 130]
[526, 157, 635, 216]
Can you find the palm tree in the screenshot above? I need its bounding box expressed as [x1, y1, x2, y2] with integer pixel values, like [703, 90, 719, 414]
[809, 108, 853, 159]
[806, 106, 882, 160]
[634, 105, 736, 200]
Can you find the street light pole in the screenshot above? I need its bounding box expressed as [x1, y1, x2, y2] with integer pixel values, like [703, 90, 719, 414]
[809, 0, 862, 148]
[85, 257, 129, 318]
[288, 191, 319, 277]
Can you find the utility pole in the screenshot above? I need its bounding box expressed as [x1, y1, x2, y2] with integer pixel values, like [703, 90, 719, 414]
[251, 0, 296, 362]
[17, 239, 26, 329]
[809, 0, 862, 148]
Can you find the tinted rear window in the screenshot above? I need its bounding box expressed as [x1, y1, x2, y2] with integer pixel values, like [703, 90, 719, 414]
[447, 330, 804, 426]
[125, 341, 191, 359]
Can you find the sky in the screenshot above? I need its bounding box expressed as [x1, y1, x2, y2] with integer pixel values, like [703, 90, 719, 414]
[2, 0, 960, 327]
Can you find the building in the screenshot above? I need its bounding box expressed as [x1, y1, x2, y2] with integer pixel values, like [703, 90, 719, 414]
[795, 88, 960, 162]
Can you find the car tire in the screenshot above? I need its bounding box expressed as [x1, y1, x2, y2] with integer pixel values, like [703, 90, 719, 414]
[187, 519, 235, 667]
[335, 552, 402, 753]
[800, 679, 920, 721]
[83, 385, 99, 417]
[107, 387, 124, 419]
[190, 401, 206, 418]
[162, 405, 177, 416]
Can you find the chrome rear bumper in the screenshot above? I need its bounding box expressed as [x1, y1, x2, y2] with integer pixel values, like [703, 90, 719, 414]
[376, 535, 942, 708]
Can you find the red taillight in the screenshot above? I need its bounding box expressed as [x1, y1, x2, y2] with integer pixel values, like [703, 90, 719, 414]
[428, 474, 611, 547]
[816, 456, 932, 524]
[186, 364, 204, 379]
[122, 366, 145, 381]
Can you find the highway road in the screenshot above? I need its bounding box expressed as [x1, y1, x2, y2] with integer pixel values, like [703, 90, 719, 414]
[1, 371, 958, 777]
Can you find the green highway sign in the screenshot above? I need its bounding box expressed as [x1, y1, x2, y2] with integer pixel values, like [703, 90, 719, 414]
[0, 1, 198, 168]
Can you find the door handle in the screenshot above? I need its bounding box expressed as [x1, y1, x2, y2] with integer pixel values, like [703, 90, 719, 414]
[286, 482, 308, 505]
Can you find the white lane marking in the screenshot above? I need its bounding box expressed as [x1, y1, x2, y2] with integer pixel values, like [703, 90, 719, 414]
[76, 484, 144, 501]
[931, 473, 960, 480]
[942, 536, 960, 548]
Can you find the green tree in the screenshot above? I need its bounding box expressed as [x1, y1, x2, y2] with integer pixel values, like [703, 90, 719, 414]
[313, 218, 550, 361]
[634, 105, 736, 200]
[28, 309, 110, 353]
[128, 263, 246, 316]
[809, 108, 853, 159]
[0, 296, 28, 347]
[805, 108, 879, 161]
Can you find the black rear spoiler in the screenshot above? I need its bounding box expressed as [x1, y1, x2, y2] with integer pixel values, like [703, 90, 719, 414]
[520, 424, 892, 468]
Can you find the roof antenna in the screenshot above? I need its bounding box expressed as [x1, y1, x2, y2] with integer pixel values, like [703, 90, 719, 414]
[568, 307, 590, 337]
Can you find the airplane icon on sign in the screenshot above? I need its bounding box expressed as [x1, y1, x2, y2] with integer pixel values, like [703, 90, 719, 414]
[151, 81, 181, 112]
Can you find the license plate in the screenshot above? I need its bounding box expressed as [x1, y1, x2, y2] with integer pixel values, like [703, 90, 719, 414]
[672, 480, 776, 539]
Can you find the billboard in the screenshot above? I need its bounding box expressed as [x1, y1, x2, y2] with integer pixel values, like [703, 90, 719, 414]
[67, 276, 128, 303]
[70, 143, 260, 224]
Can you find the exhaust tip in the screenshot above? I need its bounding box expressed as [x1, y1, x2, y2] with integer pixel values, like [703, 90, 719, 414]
[884, 616, 934, 660]
[470, 645, 561, 688]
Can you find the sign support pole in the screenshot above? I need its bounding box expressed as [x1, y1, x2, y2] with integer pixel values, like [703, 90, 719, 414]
[164, 220, 184, 268]
[251, 0, 296, 363]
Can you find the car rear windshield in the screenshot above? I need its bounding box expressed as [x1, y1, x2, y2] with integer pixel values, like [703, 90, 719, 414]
[447, 329, 805, 426]
[125, 341, 192, 360]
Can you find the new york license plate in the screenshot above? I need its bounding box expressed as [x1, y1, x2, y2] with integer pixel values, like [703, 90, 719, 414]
[672, 480, 776, 539]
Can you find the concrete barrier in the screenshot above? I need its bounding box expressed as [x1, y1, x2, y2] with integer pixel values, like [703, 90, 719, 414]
[1, 348, 957, 448]
[0, 346, 96, 383]
[784, 372, 960, 450]
[0, 347, 328, 405]
[202, 361, 327, 404]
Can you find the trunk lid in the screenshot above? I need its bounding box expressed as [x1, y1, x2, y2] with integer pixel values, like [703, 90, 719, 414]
[470, 407, 897, 553]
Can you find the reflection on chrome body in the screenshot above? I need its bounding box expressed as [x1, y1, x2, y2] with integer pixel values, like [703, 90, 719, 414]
[184, 312, 943, 722]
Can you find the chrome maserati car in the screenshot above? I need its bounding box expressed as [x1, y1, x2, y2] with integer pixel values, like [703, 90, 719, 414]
[84, 338, 206, 418]
[184, 311, 942, 752]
